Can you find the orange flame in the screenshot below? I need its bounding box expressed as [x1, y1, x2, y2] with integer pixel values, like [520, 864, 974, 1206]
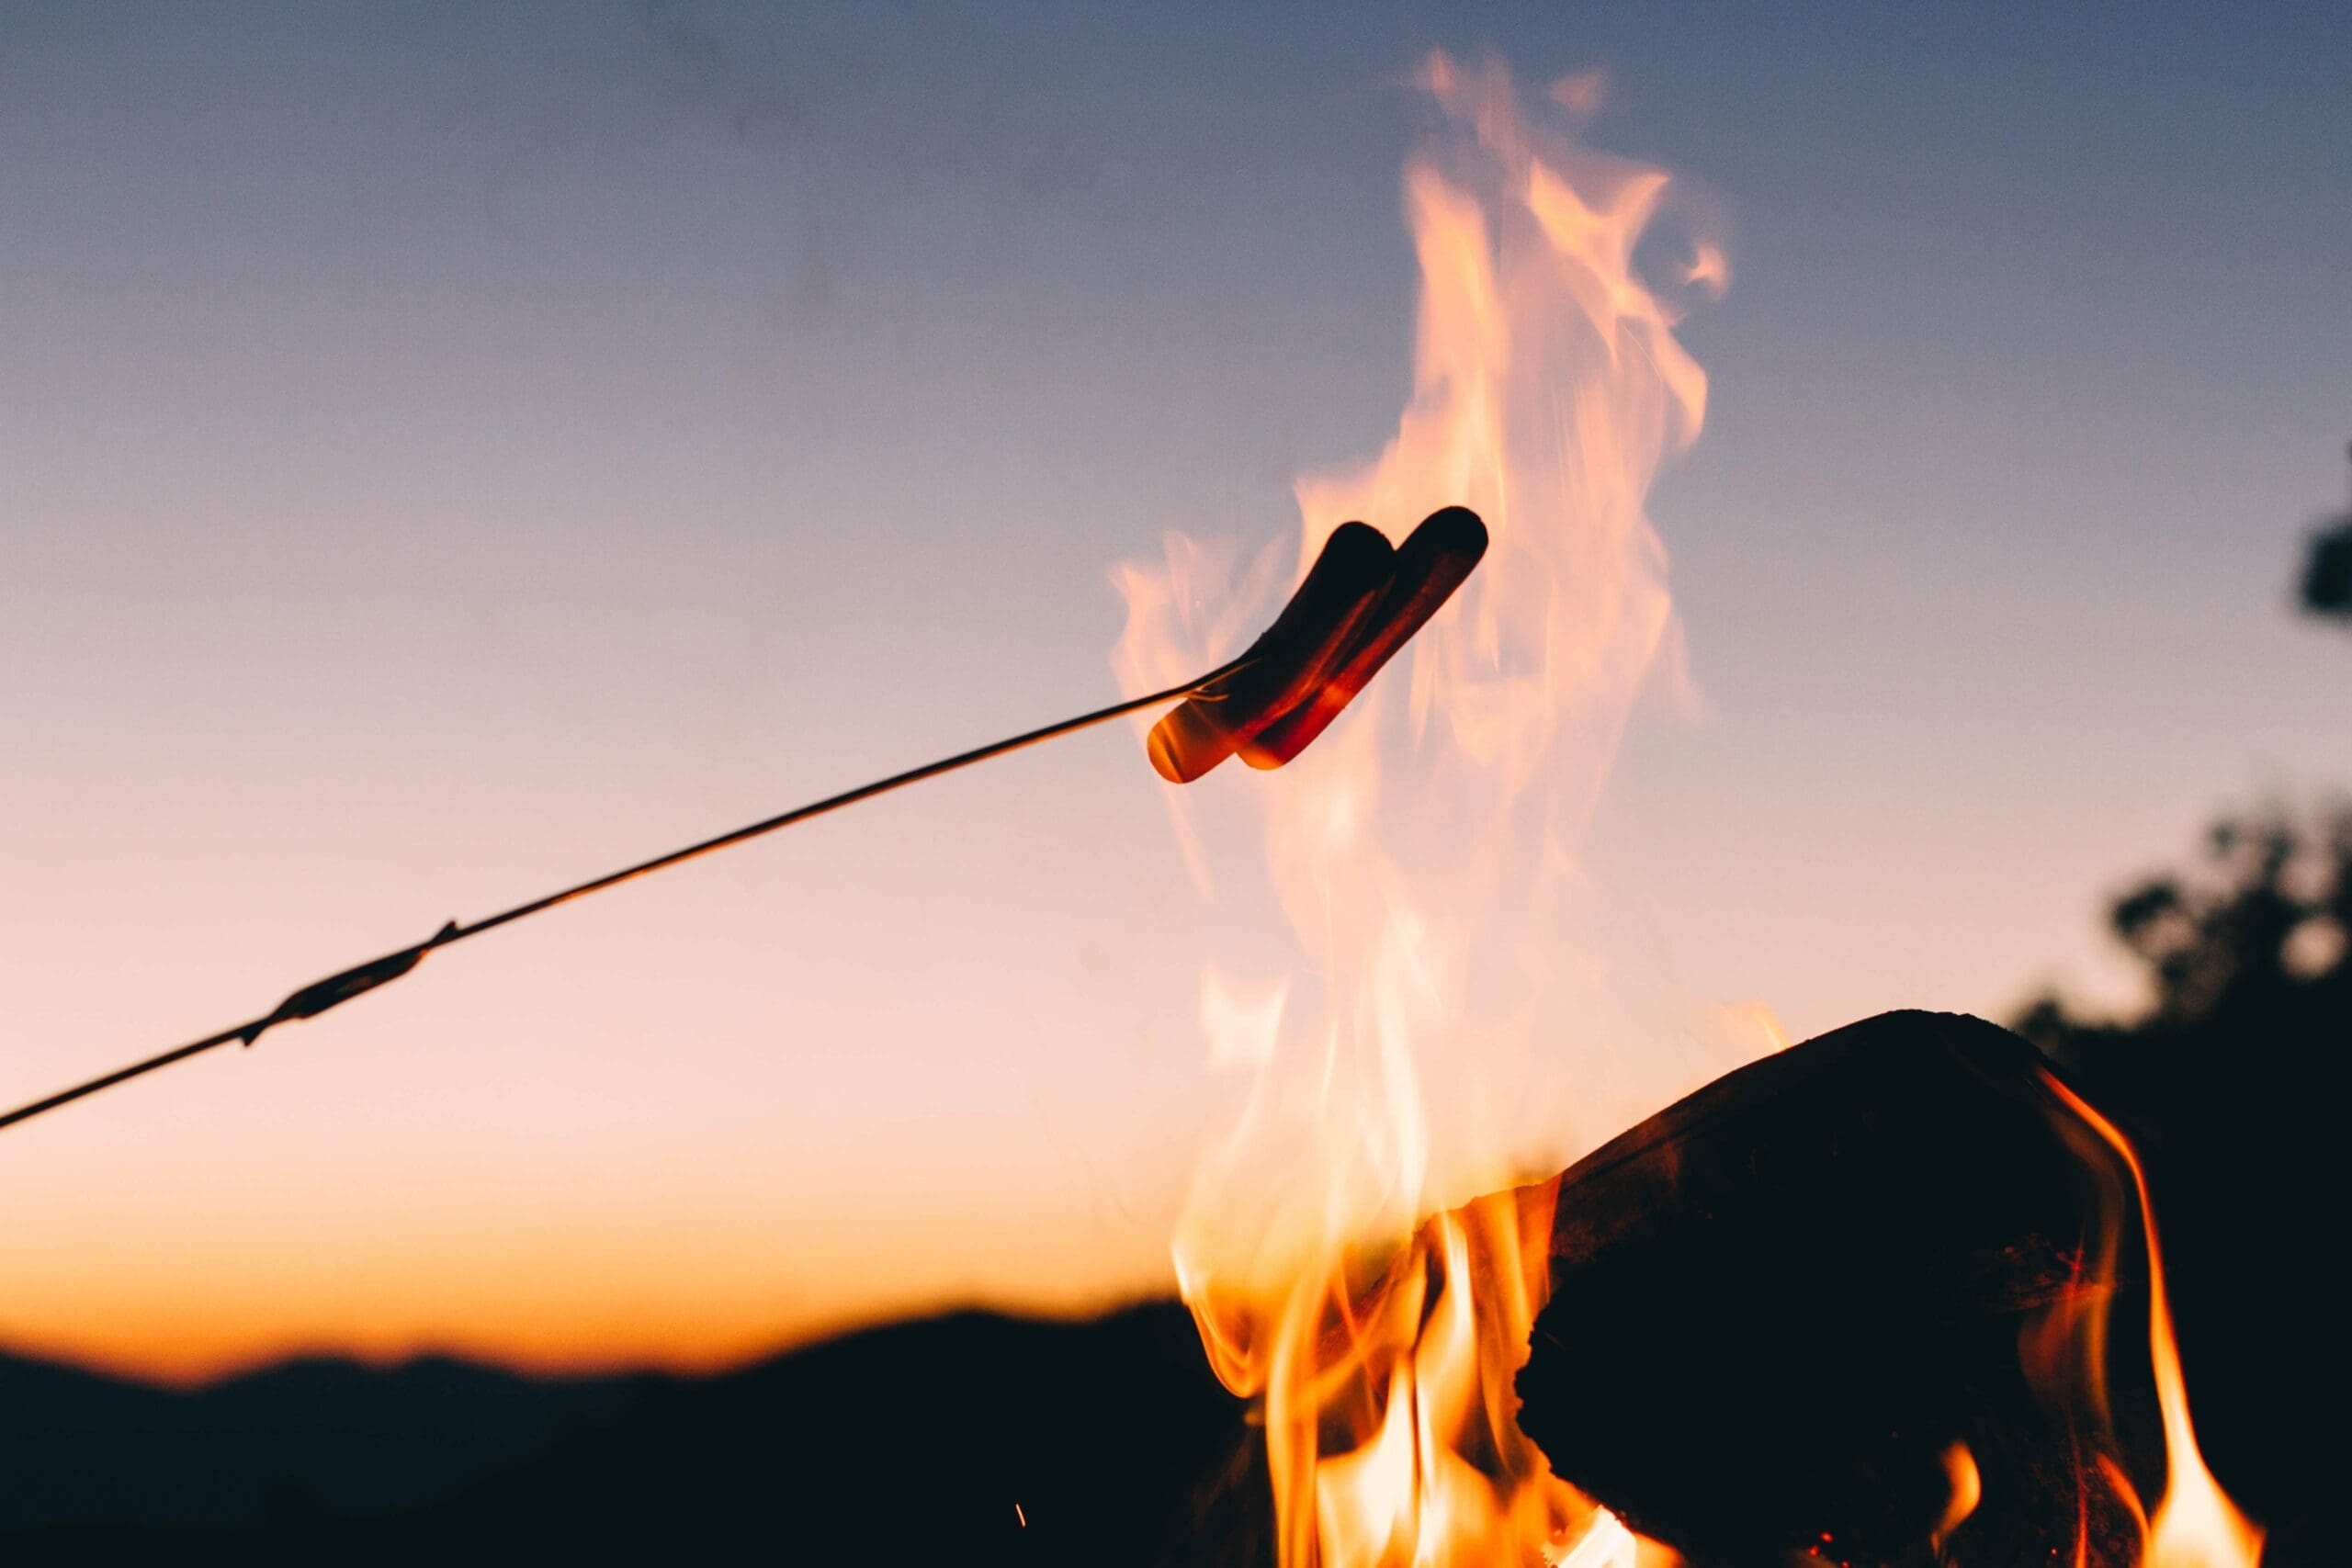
[2041, 1072, 2265, 1568]
[1934, 1442, 1984, 1551]
[1117, 52, 1725, 1565]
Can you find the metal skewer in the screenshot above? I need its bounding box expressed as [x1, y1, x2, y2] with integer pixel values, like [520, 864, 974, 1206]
[0, 660, 1239, 1136]
[2, 503, 1486, 1137]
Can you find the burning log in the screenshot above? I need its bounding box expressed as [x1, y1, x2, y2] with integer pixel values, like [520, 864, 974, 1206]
[1515, 1010, 2156, 1566]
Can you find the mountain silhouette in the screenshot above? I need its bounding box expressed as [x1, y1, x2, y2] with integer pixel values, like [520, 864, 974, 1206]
[0, 1303, 1261, 1565]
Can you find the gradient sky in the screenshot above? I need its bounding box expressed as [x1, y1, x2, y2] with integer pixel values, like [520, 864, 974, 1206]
[3, 2, 2346, 1382]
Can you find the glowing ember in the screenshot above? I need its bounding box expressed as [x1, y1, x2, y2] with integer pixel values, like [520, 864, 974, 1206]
[1115, 51, 1720, 1566]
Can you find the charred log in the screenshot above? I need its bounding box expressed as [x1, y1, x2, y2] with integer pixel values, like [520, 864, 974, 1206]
[1516, 1010, 2152, 1567]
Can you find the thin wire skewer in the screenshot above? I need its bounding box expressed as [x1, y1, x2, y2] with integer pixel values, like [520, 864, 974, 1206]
[0, 660, 1244, 1136]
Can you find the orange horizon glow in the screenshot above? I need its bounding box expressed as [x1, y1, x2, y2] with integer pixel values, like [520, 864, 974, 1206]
[1, 1208, 1180, 1388]
[0, 1291, 1161, 1393]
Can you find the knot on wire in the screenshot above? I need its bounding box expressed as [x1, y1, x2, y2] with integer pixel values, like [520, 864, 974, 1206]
[239, 920, 462, 1048]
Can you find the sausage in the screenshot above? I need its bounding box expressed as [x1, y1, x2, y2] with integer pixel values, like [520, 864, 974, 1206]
[1239, 506, 1487, 770]
[1146, 521, 1396, 783]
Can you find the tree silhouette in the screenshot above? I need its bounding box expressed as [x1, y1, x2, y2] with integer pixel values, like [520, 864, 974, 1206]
[2298, 443, 2352, 621]
[2018, 807, 2352, 1045]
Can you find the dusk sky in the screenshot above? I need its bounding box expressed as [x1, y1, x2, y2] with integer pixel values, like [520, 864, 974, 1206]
[3, 3, 2346, 1381]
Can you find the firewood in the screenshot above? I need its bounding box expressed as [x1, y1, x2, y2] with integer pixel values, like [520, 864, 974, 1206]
[1517, 1010, 2150, 1566]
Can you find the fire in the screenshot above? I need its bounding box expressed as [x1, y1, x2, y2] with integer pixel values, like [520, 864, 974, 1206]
[2041, 1072, 2265, 1568]
[1113, 45, 2265, 1568]
[1116, 52, 1715, 1565]
[1934, 1443, 1984, 1551]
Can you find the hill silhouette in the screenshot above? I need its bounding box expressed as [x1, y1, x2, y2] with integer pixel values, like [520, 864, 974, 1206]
[1, 1303, 1261, 1565]
[0, 1348, 647, 1529]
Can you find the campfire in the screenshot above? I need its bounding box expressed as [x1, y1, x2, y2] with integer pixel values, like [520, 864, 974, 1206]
[0, 35, 2286, 1568]
[1114, 54, 2265, 1568]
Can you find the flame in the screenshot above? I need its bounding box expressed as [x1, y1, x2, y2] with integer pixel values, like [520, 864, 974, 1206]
[1934, 1442, 1984, 1550]
[2041, 1072, 2266, 1568]
[1117, 52, 1718, 1565]
[1110, 46, 2264, 1568]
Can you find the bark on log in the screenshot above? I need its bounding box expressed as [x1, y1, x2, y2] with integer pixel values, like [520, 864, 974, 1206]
[1517, 1010, 2154, 1567]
